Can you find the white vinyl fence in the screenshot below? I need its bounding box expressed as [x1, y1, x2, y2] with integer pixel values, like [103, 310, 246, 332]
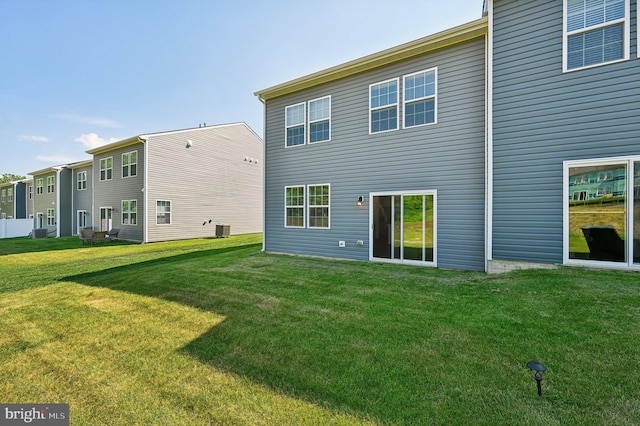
[0, 219, 34, 238]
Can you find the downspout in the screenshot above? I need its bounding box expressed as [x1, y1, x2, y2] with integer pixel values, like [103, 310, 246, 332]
[140, 136, 148, 244]
[485, 0, 494, 272]
[56, 168, 62, 238]
[258, 95, 267, 253]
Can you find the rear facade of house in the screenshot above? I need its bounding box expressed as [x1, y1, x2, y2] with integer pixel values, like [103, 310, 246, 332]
[87, 123, 263, 243]
[71, 161, 93, 235]
[30, 167, 73, 236]
[490, 0, 640, 271]
[257, 20, 488, 271]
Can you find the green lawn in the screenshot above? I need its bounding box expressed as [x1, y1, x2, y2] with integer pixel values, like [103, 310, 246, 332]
[1, 234, 639, 425]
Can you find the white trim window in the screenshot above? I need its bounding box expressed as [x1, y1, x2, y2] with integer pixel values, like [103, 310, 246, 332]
[7, 188, 13, 202]
[285, 103, 306, 147]
[28, 185, 33, 200]
[403, 68, 437, 128]
[47, 208, 55, 226]
[46, 176, 55, 194]
[564, 0, 629, 71]
[36, 178, 43, 195]
[0, 189, 5, 203]
[370, 78, 399, 134]
[121, 200, 137, 225]
[285, 186, 305, 227]
[308, 96, 331, 143]
[100, 157, 113, 181]
[308, 184, 330, 229]
[122, 151, 137, 178]
[77, 171, 87, 190]
[156, 200, 171, 225]
[564, 156, 640, 270]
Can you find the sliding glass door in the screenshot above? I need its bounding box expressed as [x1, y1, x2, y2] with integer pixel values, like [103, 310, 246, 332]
[371, 191, 436, 265]
[565, 158, 640, 268]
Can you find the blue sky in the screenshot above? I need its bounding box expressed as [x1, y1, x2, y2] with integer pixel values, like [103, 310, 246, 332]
[0, 0, 483, 177]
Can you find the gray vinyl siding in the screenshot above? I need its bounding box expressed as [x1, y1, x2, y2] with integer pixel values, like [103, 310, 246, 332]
[492, 0, 640, 264]
[93, 144, 145, 242]
[72, 165, 93, 234]
[32, 171, 57, 233]
[264, 37, 486, 271]
[58, 168, 72, 236]
[144, 124, 263, 243]
[14, 182, 26, 219]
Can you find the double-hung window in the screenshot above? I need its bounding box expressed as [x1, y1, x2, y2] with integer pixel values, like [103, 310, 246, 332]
[47, 208, 55, 226]
[564, 0, 628, 71]
[36, 178, 43, 195]
[284, 184, 330, 229]
[122, 200, 137, 225]
[1, 189, 5, 203]
[285, 103, 306, 147]
[77, 171, 87, 190]
[100, 157, 113, 181]
[308, 184, 330, 229]
[28, 185, 33, 199]
[122, 151, 137, 178]
[308, 96, 331, 143]
[403, 69, 437, 128]
[7, 188, 13, 202]
[46, 176, 55, 193]
[285, 186, 305, 227]
[370, 78, 399, 134]
[156, 200, 171, 225]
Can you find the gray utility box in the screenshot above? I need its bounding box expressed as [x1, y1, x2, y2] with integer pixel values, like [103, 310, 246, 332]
[33, 228, 48, 239]
[215, 224, 230, 238]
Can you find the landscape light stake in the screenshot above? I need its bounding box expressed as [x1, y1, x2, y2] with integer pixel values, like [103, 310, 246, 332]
[526, 360, 547, 397]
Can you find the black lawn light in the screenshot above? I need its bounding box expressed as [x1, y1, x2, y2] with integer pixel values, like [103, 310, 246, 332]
[526, 360, 547, 397]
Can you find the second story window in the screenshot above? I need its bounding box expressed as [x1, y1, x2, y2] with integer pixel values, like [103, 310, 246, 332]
[100, 157, 113, 181]
[285, 103, 306, 147]
[122, 151, 137, 178]
[46, 176, 55, 193]
[308, 96, 331, 143]
[565, 0, 628, 71]
[36, 178, 43, 195]
[1, 189, 5, 203]
[7, 188, 13, 202]
[370, 78, 399, 134]
[77, 171, 87, 190]
[403, 69, 437, 128]
[28, 185, 33, 200]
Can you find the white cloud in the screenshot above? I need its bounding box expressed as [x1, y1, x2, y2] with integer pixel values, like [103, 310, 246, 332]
[75, 133, 119, 149]
[54, 113, 121, 128]
[36, 155, 75, 164]
[19, 135, 49, 142]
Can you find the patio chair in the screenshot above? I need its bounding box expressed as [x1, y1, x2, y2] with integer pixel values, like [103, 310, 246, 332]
[106, 228, 120, 241]
[80, 228, 95, 245]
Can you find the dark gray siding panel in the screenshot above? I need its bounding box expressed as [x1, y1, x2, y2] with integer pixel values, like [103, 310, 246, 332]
[264, 37, 486, 271]
[492, 0, 640, 263]
[15, 182, 26, 218]
[58, 169, 72, 236]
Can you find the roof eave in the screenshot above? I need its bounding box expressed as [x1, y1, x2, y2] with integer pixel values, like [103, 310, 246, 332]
[255, 16, 487, 100]
[85, 135, 146, 156]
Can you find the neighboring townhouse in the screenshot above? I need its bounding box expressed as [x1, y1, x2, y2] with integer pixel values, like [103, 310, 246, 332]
[255, 18, 488, 271]
[70, 160, 93, 235]
[488, 0, 640, 271]
[85, 122, 263, 243]
[29, 166, 73, 236]
[0, 181, 15, 219]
